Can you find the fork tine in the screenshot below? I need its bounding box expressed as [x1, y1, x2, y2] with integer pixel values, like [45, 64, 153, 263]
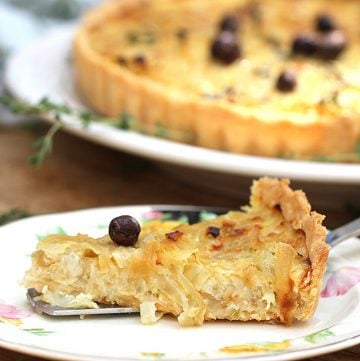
[27, 288, 139, 316]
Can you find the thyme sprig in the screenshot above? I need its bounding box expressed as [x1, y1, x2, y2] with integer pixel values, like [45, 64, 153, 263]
[0, 95, 66, 115]
[1, 96, 73, 167]
[28, 120, 63, 167]
[0, 209, 31, 226]
[0, 95, 195, 168]
[0, 95, 127, 167]
[2, 95, 358, 168]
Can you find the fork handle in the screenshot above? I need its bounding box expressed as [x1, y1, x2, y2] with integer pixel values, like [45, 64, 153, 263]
[326, 217, 360, 247]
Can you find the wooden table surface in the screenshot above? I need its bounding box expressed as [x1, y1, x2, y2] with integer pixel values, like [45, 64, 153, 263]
[0, 122, 359, 361]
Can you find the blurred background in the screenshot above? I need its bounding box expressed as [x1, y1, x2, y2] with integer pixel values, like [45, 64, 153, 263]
[0, 0, 247, 226]
[0, 0, 98, 50]
[0, 0, 359, 228]
[0, 0, 98, 96]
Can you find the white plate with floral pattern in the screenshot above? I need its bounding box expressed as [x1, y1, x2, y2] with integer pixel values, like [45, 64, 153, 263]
[4, 25, 360, 184]
[0, 205, 360, 361]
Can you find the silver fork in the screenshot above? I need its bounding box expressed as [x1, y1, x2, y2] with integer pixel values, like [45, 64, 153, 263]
[26, 288, 139, 316]
[27, 217, 360, 317]
[326, 217, 360, 248]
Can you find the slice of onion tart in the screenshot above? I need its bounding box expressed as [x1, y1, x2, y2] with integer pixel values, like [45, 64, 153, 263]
[23, 178, 329, 326]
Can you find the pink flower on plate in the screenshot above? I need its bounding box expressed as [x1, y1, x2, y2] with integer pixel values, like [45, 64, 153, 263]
[0, 300, 31, 319]
[142, 211, 164, 220]
[321, 266, 360, 298]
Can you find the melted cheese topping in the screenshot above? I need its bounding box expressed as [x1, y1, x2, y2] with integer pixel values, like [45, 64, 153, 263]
[88, 0, 360, 123]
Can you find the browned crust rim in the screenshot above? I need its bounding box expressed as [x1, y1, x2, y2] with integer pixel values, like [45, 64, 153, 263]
[73, 0, 359, 158]
[251, 177, 329, 322]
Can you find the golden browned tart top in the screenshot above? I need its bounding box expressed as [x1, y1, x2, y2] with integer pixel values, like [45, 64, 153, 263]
[74, 0, 360, 160]
[23, 178, 329, 326]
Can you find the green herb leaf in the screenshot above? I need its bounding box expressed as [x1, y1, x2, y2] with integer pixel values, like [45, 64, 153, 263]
[23, 327, 53, 336]
[0, 209, 31, 226]
[304, 329, 334, 343]
[0, 95, 118, 167]
[36, 226, 67, 241]
[79, 111, 99, 127]
[177, 215, 189, 223]
[117, 112, 133, 130]
[29, 121, 63, 168]
[355, 142, 360, 158]
[154, 123, 168, 138]
[199, 210, 218, 221]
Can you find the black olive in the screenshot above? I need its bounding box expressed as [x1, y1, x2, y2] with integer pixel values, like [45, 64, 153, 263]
[109, 215, 141, 247]
[276, 70, 297, 92]
[211, 31, 241, 65]
[317, 30, 347, 60]
[316, 14, 336, 33]
[219, 14, 240, 33]
[133, 54, 147, 66]
[206, 226, 220, 238]
[292, 34, 318, 56]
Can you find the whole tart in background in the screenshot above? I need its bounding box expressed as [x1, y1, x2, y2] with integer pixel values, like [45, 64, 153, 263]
[73, 0, 360, 160]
